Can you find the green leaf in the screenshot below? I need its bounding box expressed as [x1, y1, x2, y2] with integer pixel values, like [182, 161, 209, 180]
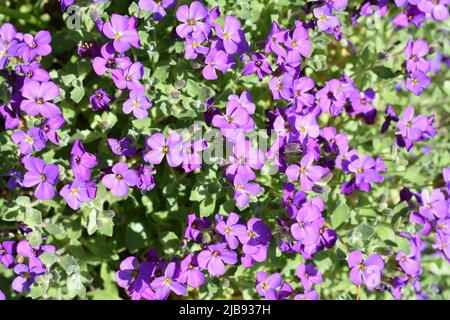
[331, 204, 350, 229]
[371, 66, 397, 79]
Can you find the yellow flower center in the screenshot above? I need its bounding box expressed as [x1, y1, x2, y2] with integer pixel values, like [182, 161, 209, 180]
[320, 14, 327, 22]
[116, 174, 123, 180]
[114, 33, 122, 40]
[36, 98, 44, 104]
[162, 145, 169, 154]
[224, 32, 231, 40]
[292, 41, 297, 48]
[71, 188, 79, 195]
[41, 174, 47, 182]
[236, 185, 244, 191]
[188, 19, 196, 26]
[163, 278, 172, 285]
[225, 227, 232, 234]
[25, 136, 34, 143]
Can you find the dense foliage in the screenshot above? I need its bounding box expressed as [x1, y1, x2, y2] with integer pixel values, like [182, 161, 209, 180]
[0, 0, 449, 300]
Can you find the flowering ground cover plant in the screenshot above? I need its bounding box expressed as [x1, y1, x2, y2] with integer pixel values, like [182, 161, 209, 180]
[0, 0, 449, 300]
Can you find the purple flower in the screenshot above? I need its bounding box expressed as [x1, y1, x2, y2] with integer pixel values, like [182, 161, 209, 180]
[406, 71, 430, 96]
[102, 14, 140, 53]
[116, 256, 152, 298]
[90, 89, 112, 112]
[198, 242, 237, 276]
[294, 290, 319, 300]
[11, 127, 46, 155]
[348, 251, 384, 289]
[0, 241, 16, 268]
[70, 140, 98, 181]
[239, 218, 271, 264]
[151, 262, 186, 300]
[233, 175, 262, 209]
[123, 89, 152, 119]
[108, 137, 137, 157]
[287, 24, 312, 58]
[92, 43, 132, 76]
[17, 240, 55, 268]
[242, 53, 272, 81]
[144, 132, 183, 167]
[17, 62, 50, 83]
[215, 16, 247, 54]
[404, 39, 430, 74]
[20, 80, 61, 118]
[139, 0, 177, 21]
[269, 75, 293, 101]
[17, 31, 52, 62]
[286, 153, 324, 191]
[184, 30, 209, 60]
[41, 114, 65, 145]
[418, 0, 449, 21]
[179, 254, 205, 289]
[215, 212, 247, 249]
[0, 289, 4, 300]
[226, 136, 264, 181]
[444, 168, 450, 194]
[295, 114, 320, 141]
[396, 251, 420, 277]
[348, 155, 384, 192]
[313, 5, 340, 33]
[291, 201, 324, 246]
[184, 212, 211, 243]
[418, 189, 448, 220]
[12, 264, 46, 293]
[0, 22, 17, 48]
[315, 79, 347, 116]
[0, 103, 20, 130]
[396, 106, 428, 144]
[292, 77, 315, 111]
[137, 164, 155, 193]
[202, 49, 233, 80]
[296, 263, 323, 291]
[101, 162, 138, 197]
[175, 1, 210, 38]
[22, 156, 59, 200]
[60, 179, 97, 210]
[112, 61, 144, 90]
[256, 271, 283, 300]
[181, 139, 207, 173]
[212, 102, 250, 138]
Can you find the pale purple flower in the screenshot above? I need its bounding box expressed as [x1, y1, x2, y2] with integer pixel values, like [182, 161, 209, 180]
[406, 71, 430, 96]
[418, 0, 449, 21]
[184, 30, 209, 60]
[102, 14, 140, 53]
[179, 254, 205, 289]
[22, 156, 59, 200]
[138, 0, 177, 21]
[291, 202, 324, 246]
[294, 114, 320, 140]
[108, 137, 137, 157]
[233, 175, 262, 209]
[181, 139, 207, 173]
[112, 61, 144, 90]
[215, 16, 246, 54]
[198, 243, 237, 276]
[419, 189, 448, 220]
[17, 240, 55, 268]
[123, 89, 152, 119]
[175, 1, 210, 38]
[286, 153, 324, 191]
[242, 53, 272, 81]
[215, 212, 247, 249]
[404, 39, 430, 74]
[40, 114, 65, 145]
[294, 290, 319, 300]
[144, 132, 183, 167]
[20, 80, 61, 118]
[396, 251, 420, 277]
[17, 31, 52, 62]
[256, 271, 283, 300]
[102, 162, 138, 197]
[348, 251, 384, 289]
[70, 140, 98, 181]
[202, 49, 233, 80]
[226, 136, 264, 181]
[296, 263, 323, 291]
[92, 43, 132, 76]
[60, 179, 97, 210]
[292, 77, 315, 110]
[151, 262, 186, 300]
[313, 5, 340, 33]
[11, 127, 46, 155]
[137, 164, 155, 193]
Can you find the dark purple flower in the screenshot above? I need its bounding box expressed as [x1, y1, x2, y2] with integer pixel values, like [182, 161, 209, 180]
[242, 53, 272, 81]
[184, 212, 211, 243]
[41, 114, 65, 145]
[12, 264, 46, 293]
[0, 241, 16, 268]
[137, 164, 155, 193]
[17, 240, 55, 268]
[90, 89, 112, 112]
[92, 43, 132, 76]
[108, 137, 137, 157]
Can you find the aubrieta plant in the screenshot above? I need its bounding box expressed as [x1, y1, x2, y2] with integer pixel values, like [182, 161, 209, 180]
[0, 0, 449, 300]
